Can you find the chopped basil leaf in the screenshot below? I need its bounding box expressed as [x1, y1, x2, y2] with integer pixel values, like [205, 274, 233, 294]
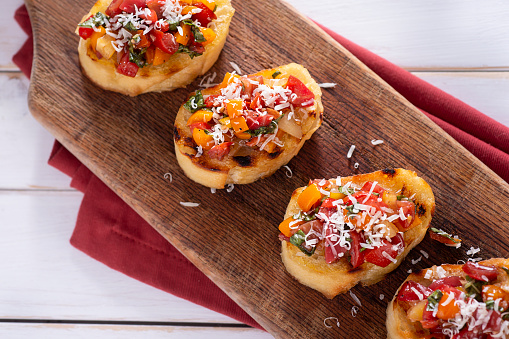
[79, 12, 109, 28]
[339, 186, 355, 195]
[502, 267, 509, 276]
[430, 227, 461, 243]
[272, 71, 281, 78]
[345, 205, 359, 215]
[127, 38, 147, 68]
[166, 21, 179, 32]
[503, 312, 509, 321]
[183, 90, 205, 113]
[248, 114, 284, 137]
[123, 21, 137, 32]
[464, 275, 487, 302]
[289, 230, 315, 256]
[373, 192, 380, 196]
[396, 195, 407, 201]
[485, 299, 495, 310]
[177, 44, 202, 59]
[292, 211, 315, 222]
[426, 290, 443, 312]
[191, 26, 206, 43]
[213, 4, 217, 11]
[359, 247, 366, 252]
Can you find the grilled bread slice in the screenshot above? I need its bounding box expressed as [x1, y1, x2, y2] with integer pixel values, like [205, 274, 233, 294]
[77, 0, 234, 96]
[387, 258, 509, 338]
[279, 168, 435, 299]
[174, 63, 323, 189]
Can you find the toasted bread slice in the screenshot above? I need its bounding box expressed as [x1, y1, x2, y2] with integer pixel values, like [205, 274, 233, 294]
[280, 168, 435, 299]
[174, 63, 323, 188]
[77, 0, 234, 96]
[386, 258, 509, 338]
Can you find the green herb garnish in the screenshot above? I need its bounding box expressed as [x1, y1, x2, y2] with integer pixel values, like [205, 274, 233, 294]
[248, 115, 284, 137]
[272, 71, 281, 78]
[183, 90, 205, 113]
[123, 21, 137, 32]
[289, 230, 315, 256]
[78, 12, 109, 28]
[177, 44, 202, 59]
[426, 290, 443, 312]
[396, 195, 407, 201]
[485, 299, 496, 310]
[430, 227, 461, 244]
[464, 275, 487, 301]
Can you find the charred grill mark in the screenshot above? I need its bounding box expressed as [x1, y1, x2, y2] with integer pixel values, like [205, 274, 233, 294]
[268, 149, 282, 159]
[174, 126, 181, 141]
[348, 266, 363, 274]
[233, 156, 252, 167]
[416, 203, 426, 217]
[382, 168, 396, 176]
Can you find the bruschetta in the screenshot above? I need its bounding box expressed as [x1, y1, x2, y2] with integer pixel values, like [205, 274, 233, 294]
[387, 258, 509, 338]
[278, 168, 435, 299]
[76, 0, 234, 96]
[174, 63, 324, 189]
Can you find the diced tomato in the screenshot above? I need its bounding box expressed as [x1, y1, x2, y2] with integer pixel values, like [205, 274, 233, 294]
[428, 276, 462, 291]
[208, 142, 232, 160]
[240, 75, 263, 97]
[320, 198, 337, 210]
[119, 0, 147, 13]
[324, 225, 347, 264]
[139, 8, 157, 22]
[78, 26, 94, 40]
[437, 284, 463, 300]
[188, 122, 211, 133]
[146, 0, 164, 17]
[364, 233, 404, 267]
[349, 231, 365, 268]
[286, 75, 314, 107]
[245, 110, 273, 130]
[189, 41, 205, 54]
[420, 306, 440, 329]
[309, 179, 332, 190]
[361, 181, 385, 195]
[106, 0, 124, 16]
[397, 281, 432, 301]
[204, 95, 219, 108]
[192, 3, 217, 27]
[151, 30, 178, 55]
[392, 200, 416, 230]
[429, 230, 460, 246]
[462, 261, 498, 282]
[250, 93, 262, 109]
[344, 191, 389, 214]
[116, 52, 139, 77]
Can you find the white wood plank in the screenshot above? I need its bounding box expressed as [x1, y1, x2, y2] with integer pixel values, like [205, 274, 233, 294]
[0, 323, 271, 339]
[2, 0, 509, 70]
[412, 72, 509, 128]
[0, 190, 238, 324]
[286, 0, 509, 70]
[0, 73, 73, 190]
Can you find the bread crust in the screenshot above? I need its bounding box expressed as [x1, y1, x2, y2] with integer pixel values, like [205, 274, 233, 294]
[77, 0, 234, 96]
[386, 258, 509, 339]
[174, 63, 324, 188]
[280, 168, 435, 299]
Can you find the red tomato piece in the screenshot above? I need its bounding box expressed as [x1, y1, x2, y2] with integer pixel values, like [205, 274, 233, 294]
[106, 0, 124, 16]
[250, 93, 262, 109]
[364, 233, 404, 267]
[189, 41, 205, 54]
[119, 0, 147, 13]
[116, 52, 139, 77]
[397, 280, 432, 301]
[392, 200, 416, 230]
[429, 230, 459, 246]
[349, 231, 365, 268]
[462, 261, 498, 282]
[421, 306, 440, 329]
[78, 26, 94, 39]
[240, 75, 263, 97]
[320, 198, 337, 210]
[344, 191, 389, 214]
[286, 75, 314, 107]
[324, 225, 347, 264]
[204, 95, 219, 108]
[192, 3, 217, 27]
[188, 122, 211, 133]
[245, 110, 273, 130]
[146, 0, 164, 17]
[428, 276, 462, 291]
[208, 142, 232, 160]
[152, 30, 178, 55]
[361, 181, 385, 195]
[139, 8, 157, 22]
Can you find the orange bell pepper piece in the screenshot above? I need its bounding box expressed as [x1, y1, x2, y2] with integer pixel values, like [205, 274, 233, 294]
[187, 110, 214, 125]
[278, 217, 305, 238]
[145, 45, 155, 64]
[297, 184, 322, 212]
[175, 23, 192, 45]
[135, 30, 150, 48]
[153, 47, 171, 66]
[194, 0, 215, 11]
[226, 99, 243, 119]
[89, 26, 106, 53]
[199, 27, 216, 46]
[436, 293, 460, 320]
[192, 128, 215, 150]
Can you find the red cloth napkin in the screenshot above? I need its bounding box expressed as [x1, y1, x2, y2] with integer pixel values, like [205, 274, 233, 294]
[14, 4, 509, 330]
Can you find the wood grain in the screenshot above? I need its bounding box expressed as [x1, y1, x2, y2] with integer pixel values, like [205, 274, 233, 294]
[26, 0, 509, 338]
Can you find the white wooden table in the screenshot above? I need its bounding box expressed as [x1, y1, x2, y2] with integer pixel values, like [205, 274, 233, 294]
[1, 1, 508, 337]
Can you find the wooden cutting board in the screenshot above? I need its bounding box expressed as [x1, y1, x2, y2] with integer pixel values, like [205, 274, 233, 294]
[26, 0, 509, 337]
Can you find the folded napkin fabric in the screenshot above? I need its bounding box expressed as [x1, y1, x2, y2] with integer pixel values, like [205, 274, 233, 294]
[13, 4, 509, 330]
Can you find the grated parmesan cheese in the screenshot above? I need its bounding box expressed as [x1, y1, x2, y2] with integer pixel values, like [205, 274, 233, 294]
[347, 145, 356, 158]
[318, 83, 336, 88]
[163, 173, 173, 182]
[371, 139, 384, 146]
[180, 202, 200, 207]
